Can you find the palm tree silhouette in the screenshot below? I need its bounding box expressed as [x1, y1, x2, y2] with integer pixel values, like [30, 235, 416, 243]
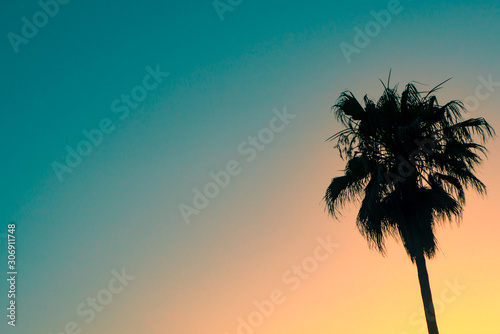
[324, 77, 495, 334]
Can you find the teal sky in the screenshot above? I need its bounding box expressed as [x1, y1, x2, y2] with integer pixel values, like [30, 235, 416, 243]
[1, 0, 499, 333]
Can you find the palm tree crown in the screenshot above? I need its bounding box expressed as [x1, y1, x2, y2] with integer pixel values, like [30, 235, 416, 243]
[325, 79, 495, 262]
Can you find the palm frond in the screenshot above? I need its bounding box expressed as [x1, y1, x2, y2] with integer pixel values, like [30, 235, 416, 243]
[325, 76, 494, 260]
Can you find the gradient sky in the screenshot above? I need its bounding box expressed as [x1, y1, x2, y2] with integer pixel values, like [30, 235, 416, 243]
[1, 0, 500, 333]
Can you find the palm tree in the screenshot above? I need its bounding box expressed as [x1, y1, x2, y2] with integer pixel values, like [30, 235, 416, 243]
[324, 77, 495, 334]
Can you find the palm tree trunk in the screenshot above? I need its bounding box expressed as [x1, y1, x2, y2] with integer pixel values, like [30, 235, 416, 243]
[415, 253, 439, 334]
